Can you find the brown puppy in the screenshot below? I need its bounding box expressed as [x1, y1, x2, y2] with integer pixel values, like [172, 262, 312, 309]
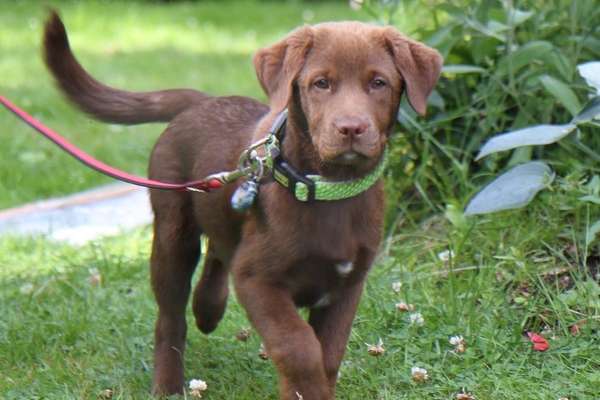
[43, 12, 442, 399]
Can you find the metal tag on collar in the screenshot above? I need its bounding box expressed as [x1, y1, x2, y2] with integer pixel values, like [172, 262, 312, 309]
[230, 143, 266, 213]
[230, 110, 288, 212]
[231, 177, 259, 212]
[231, 152, 264, 213]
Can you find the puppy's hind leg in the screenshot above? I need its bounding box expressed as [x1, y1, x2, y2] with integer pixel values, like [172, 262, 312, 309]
[150, 192, 201, 396]
[192, 243, 230, 334]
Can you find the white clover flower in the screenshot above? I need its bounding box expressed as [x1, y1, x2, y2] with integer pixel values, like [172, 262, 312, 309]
[235, 328, 251, 342]
[409, 312, 424, 326]
[395, 302, 414, 312]
[438, 249, 455, 262]
[449, 335, 464, 346]
[449, 335, 466, 353]
[366, 338, 385, 356]
[189, 378, 207, 391]
[392, 281, 402, 293]
[258, 343, 269, 360]
[411, 366, 429, 382]
[189, 378, 207, 398]
[456, 392, 475, 400]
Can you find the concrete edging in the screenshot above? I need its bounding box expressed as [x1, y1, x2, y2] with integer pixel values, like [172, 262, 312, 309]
[0, 184, 153, 245]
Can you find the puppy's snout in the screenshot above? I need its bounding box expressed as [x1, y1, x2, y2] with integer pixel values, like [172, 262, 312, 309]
[334, 117, 369, 137]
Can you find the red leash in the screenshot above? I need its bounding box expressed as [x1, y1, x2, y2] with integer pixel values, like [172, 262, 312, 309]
[0, 95, 224, 192]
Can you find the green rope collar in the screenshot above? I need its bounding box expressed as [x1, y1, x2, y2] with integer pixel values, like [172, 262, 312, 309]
[273, 147, 388, 202]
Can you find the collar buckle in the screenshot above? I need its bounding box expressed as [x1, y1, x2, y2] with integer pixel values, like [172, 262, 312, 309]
[273, 158, 316, 202]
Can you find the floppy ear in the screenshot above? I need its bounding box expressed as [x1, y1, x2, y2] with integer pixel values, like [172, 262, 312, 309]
[253, 26, 313, 111]
[383, 28, 443, 116]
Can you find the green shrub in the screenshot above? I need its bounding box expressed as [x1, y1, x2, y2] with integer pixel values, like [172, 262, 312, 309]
[357, 0, 600, 220]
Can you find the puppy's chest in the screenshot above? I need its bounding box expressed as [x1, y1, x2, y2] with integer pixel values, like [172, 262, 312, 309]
[278, 205, 379, 259]
[261, 195, 382, 307]
[285, 256, 365, 308]
[270, 217, 374, 307]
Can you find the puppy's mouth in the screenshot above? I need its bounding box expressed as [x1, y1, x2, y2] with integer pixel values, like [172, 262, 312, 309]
[329, 150, 369, 166]
[317, 137, 384, 179]
[318, 148, 383, 180]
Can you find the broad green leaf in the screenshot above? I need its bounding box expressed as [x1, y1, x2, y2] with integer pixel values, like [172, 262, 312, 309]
[463, 17, 507, 41]
[445, 203, 468, 229]
[442, 65, 486, 74]
[437, 3, 465, 18]
[426, 23, 457, 48]
[539, 75, 581, 116]
[586, 175, 600, 194]
[425, 24, 460, 57]
[573, 97, 600, 123]
[465, 162, 554, 215]
[570, 36, 600, 57]
[497, 41, 554, 75]
[577, 62, 600, 94]
[549, 50, 573, 81]
[582, 37, 600, 57]
[476, 124, 576, 160]
[579, 195, 600, 205]
[507, 9, 534, 26]
[486, 20, 509, 33]
[471, 37, 499, 64]
[586, 220, 600, 246]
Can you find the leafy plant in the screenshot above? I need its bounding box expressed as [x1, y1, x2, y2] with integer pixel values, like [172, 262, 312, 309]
[354, 0, 600, 221]
[465, 61, 600, 215]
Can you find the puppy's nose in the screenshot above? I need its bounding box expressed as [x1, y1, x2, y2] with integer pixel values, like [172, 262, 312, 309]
[334, 117, 369, 137]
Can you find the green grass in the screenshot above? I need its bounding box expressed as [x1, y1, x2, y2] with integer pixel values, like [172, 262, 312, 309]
[1, 178, 599, 399]
[1, 1, 600, 399]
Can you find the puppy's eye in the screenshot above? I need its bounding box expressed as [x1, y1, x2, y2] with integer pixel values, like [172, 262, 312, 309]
[370, 78, 387, 89]
[313, 78, 331, 90]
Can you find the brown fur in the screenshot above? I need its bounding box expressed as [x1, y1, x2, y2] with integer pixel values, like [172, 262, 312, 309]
[43, 12, 442, 399]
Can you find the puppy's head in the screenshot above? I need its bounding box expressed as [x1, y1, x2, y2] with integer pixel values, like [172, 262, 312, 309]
[254, 22, 442, 176]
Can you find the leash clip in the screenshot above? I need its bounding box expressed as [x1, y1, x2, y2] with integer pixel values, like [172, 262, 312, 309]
[237, 134, 279, 181]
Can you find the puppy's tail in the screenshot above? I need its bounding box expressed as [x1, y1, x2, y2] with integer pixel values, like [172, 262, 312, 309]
[43, 11, 207, 125]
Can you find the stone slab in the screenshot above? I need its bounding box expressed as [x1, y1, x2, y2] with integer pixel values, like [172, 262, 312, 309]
[0, 184, 153, 245]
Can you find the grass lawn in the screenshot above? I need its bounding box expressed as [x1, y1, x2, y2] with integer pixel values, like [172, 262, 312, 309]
[2, 183, 599, 399]
[1, 1, 600, 400]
